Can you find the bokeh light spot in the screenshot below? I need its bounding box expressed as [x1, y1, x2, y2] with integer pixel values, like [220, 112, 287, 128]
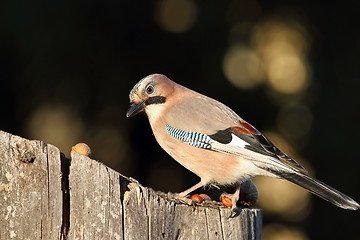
[267, 54, 308, 94]
[26, 105, 84, 153]
[254, 176, 310, 219]
[252, 20, 309, 57]
[252, 20, 311, 94]
[263, 224, 308, 240]
[223, 44, 264, 89]
[155, 0, 197, 33]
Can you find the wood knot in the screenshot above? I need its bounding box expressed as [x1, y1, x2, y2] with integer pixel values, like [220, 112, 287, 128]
[13, 141, 36, 163]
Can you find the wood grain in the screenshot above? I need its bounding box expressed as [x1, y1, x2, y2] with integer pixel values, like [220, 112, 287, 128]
[0, 130, 261, 240]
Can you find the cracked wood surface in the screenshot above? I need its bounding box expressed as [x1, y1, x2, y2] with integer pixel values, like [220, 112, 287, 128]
[0, 131, 63, 239]
[0, 130, 262, 240]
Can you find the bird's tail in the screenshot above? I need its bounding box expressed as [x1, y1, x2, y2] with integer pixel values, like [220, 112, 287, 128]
[263, 167, 360, 210]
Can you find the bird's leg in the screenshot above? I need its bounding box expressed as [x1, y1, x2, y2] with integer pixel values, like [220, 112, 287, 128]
[177, 181, 204, 205]
[220, 184, 241, 217]
[232, 184, 241, 209]
[230, 184, 241, 217]
[178, 181, 205, 197]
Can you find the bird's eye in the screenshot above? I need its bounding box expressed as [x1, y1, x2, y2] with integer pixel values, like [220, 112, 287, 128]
[146, 84, 155, 94]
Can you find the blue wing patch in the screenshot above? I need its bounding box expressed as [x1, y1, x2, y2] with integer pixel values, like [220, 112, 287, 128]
[166, 125, 212, 149]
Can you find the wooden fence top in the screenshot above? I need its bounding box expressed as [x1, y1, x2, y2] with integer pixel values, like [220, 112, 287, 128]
[0, 130, 261, 240]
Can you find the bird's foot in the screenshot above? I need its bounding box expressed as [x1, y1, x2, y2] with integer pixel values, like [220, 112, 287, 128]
[220, 192, 241, 218]
[220, 192, 239, 208]
[175, 194, 196, 206]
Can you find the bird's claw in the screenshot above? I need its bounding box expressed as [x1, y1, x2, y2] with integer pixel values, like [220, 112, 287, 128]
[220, 192, 242, 217]
[229, 207, 241, 218]
[176, 194, 195, 206]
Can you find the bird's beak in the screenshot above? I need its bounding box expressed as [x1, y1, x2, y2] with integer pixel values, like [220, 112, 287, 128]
[126, 101, 146, 117]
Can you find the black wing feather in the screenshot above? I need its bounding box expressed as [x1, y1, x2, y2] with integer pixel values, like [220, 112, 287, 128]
[209, 126, 307, 173]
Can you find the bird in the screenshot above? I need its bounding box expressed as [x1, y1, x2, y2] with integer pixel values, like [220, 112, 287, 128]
[126, 73, 360, 212]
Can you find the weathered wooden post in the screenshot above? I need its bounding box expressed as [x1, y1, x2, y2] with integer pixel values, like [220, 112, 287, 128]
[0, 130, 261, 239]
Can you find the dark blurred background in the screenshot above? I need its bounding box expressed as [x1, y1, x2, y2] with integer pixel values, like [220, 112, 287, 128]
[1, 0, 359, 239]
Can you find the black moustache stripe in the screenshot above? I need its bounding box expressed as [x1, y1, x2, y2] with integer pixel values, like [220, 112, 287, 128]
[145, 96, 166, 105]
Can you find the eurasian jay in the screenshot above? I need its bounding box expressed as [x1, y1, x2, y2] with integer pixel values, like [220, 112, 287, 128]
[126, 73, 360, 212]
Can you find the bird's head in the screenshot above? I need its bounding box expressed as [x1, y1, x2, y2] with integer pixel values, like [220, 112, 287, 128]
[126, 74, 175, 118]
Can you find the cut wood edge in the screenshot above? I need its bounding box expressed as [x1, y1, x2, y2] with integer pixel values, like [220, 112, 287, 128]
[0, 130, 262, 240]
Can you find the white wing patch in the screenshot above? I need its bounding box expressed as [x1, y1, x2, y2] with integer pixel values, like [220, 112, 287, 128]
[211, 134, 250, 157]
[228, 133, 248, 148]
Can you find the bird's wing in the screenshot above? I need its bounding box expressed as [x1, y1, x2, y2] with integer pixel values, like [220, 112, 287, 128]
[165, 94, 306, 173]
[209, 122, 307, 173]
[166, 122, 307, 174]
